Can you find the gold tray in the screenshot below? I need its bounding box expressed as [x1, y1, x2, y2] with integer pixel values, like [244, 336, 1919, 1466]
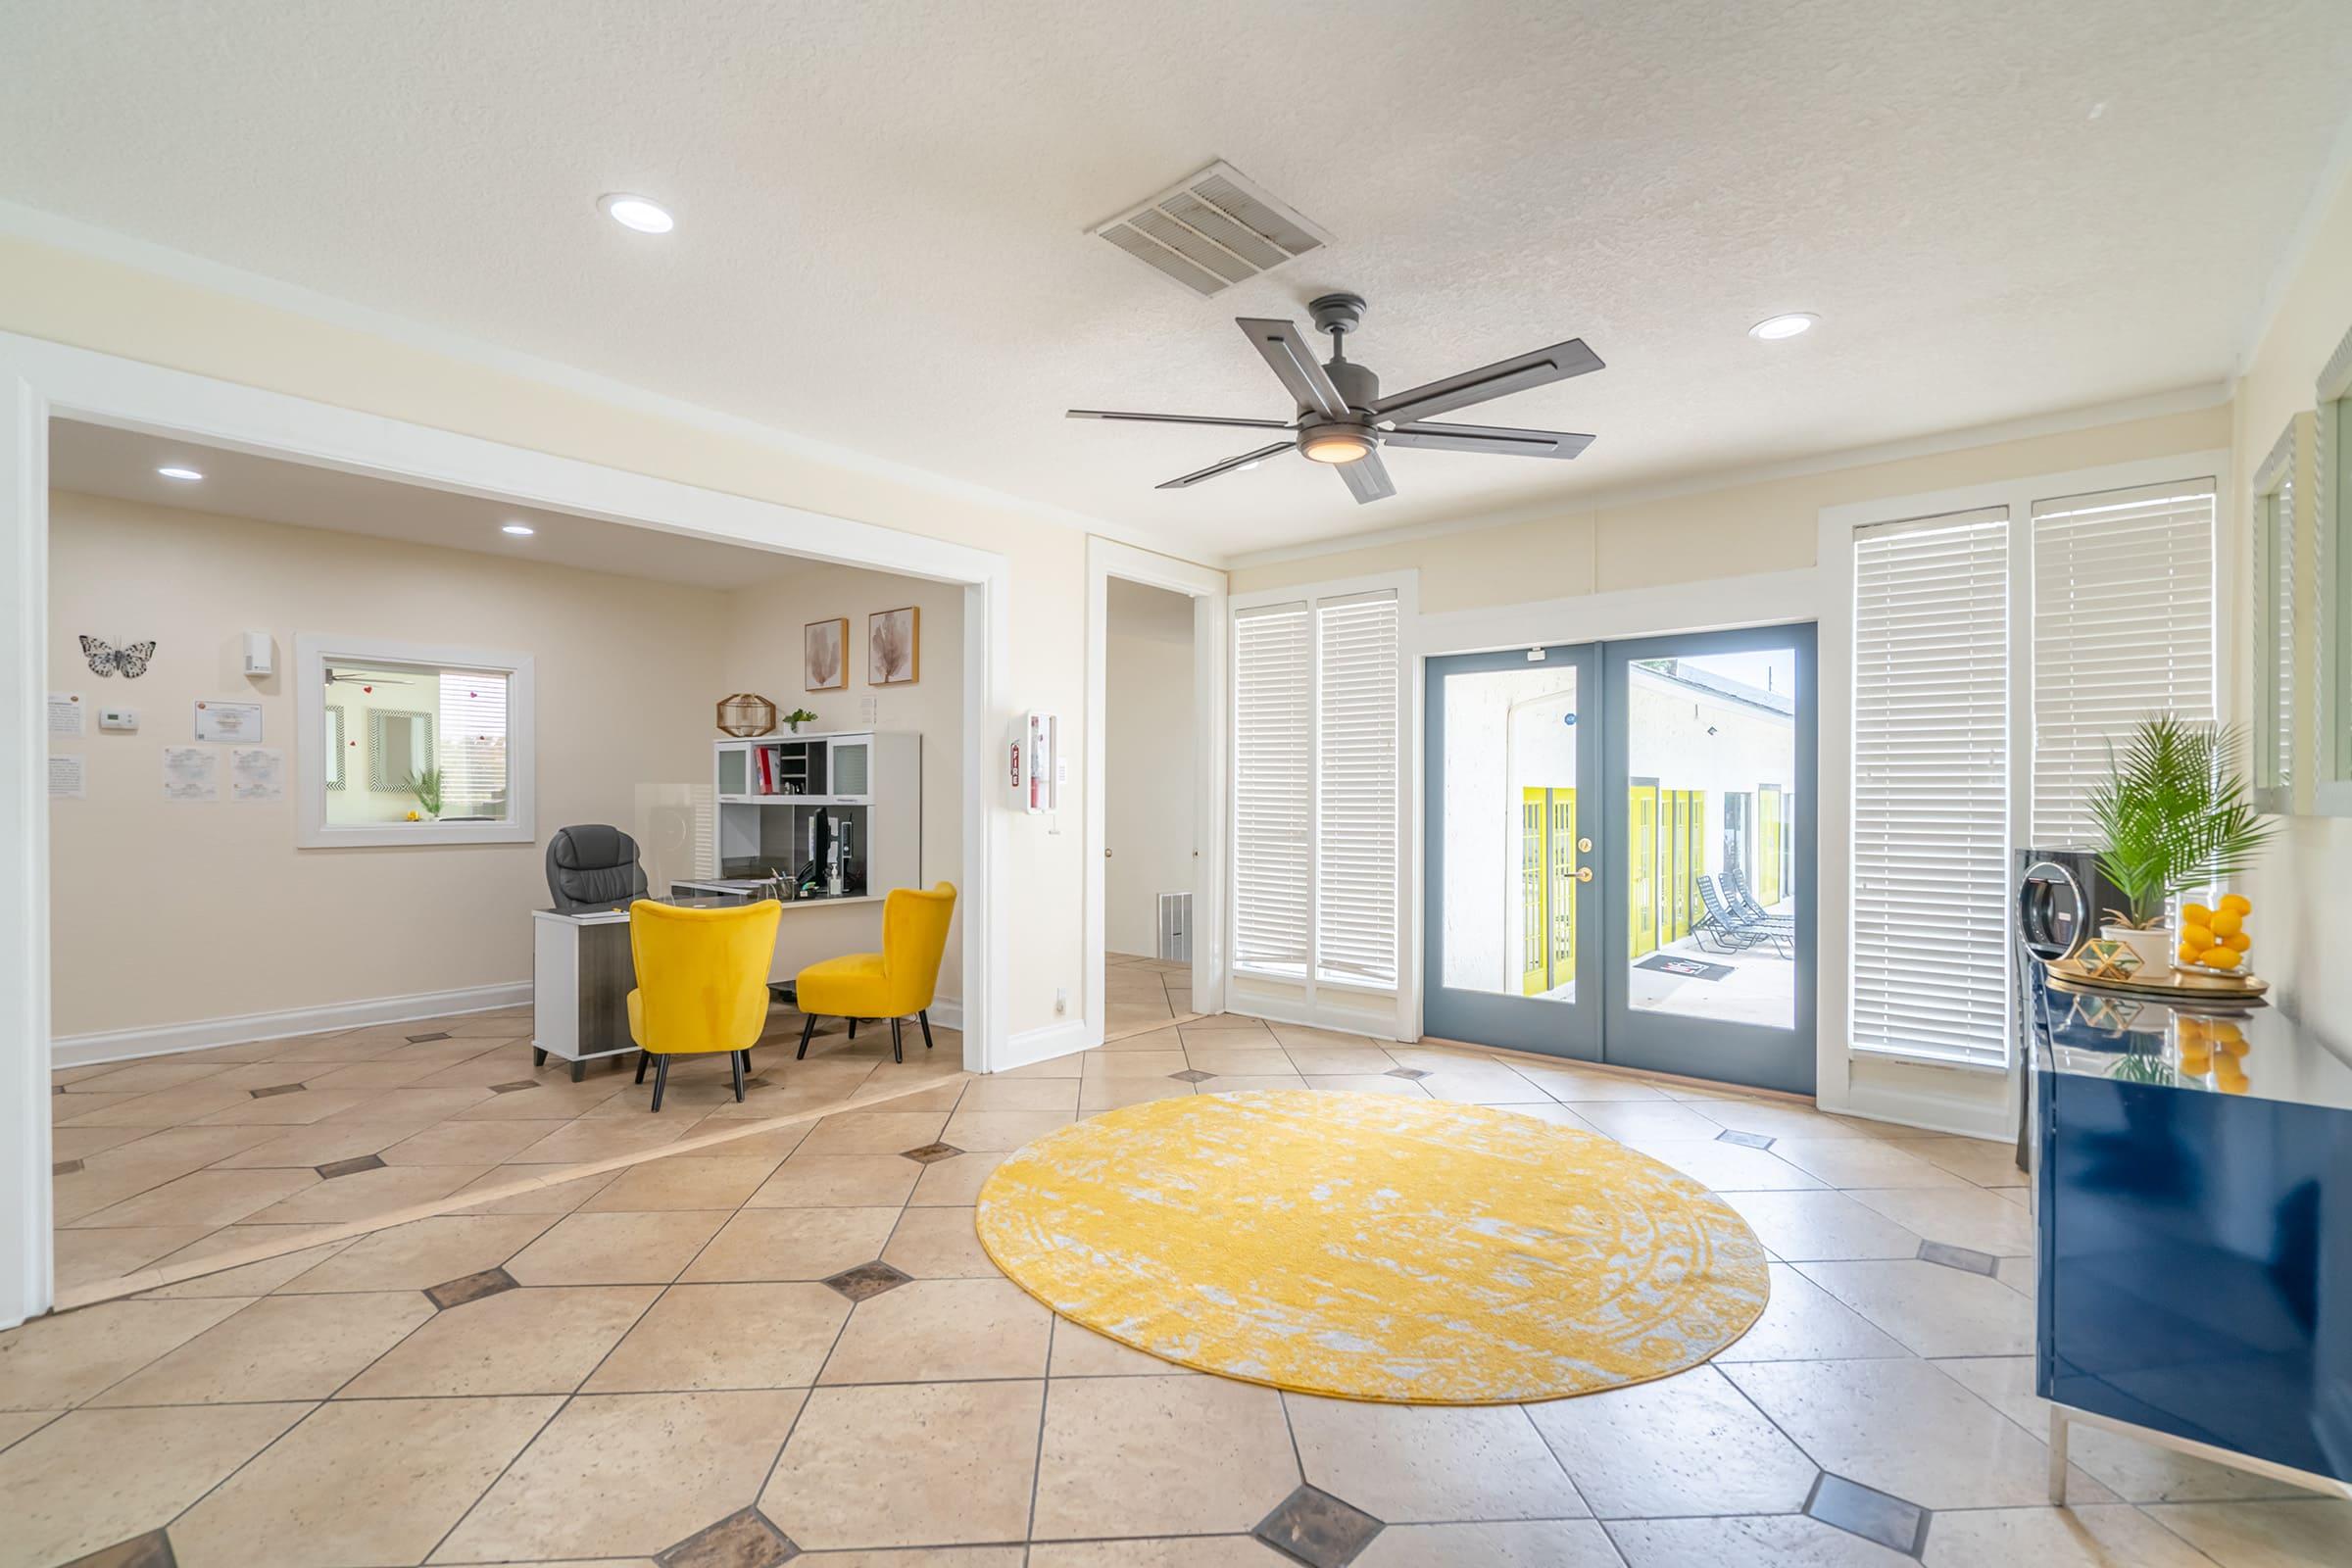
[2046, 959, 2267, 1004]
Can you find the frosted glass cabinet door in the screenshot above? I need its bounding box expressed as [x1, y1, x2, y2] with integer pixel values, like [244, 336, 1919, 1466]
[715, 744, 751, 801]
[828, 737, 871, 800]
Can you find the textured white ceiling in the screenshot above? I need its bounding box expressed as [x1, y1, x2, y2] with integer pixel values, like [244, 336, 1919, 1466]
[6, 2, 2350, 563]
[48, 419, 811, 590]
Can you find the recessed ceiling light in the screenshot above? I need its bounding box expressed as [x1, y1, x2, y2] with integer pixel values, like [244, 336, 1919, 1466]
[1749, 313, 1818, 341]
[1239, 461, 1261, 471]
[156, 466, 203, 481]
[501, 522, 536, 537]
[598, 193, 673, 234]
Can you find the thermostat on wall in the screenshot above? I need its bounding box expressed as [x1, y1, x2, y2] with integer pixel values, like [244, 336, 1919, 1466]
[98, 708, 138, 732]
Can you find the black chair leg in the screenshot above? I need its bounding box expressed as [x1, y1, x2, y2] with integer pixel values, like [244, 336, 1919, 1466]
[796, 1013, 817, 1060]
[848, 1017, 858, 1041]
[650, 1054, 670, 1112]
[890, 1016, 905, 1064]
[918, 1009, 935, 1052]
[730, 1049, 746, 1102]
[532, 1046, 548, 1067]
[634, 1050, 650, 1084]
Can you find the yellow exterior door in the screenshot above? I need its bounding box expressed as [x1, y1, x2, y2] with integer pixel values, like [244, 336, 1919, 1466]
[1688, 792, 1706, 933]
[1519, 791, 1545, 995]
[1757, 785, 1783, 906]
[1547, 790, 1577, 985]
[1629, 783, 1657, 958]
[1666, 791, 1690, 940]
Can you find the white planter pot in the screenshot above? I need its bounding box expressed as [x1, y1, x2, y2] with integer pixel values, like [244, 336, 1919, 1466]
[2100, 923, 2174, 978]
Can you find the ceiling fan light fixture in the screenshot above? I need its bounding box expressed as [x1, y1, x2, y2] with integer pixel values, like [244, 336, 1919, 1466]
[1300, 428, 1373, 465]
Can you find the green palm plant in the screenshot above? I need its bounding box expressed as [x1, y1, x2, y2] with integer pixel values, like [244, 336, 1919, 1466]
[402, 765, 444, 819]
[2088, 715, 2274, 929]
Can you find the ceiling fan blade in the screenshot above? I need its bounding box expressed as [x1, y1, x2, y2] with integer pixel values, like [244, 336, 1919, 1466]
[1157, 442, 1295, 490]
[1374, 338, 1604, 424]
[1381, 420, 1595, 460]
[1235, 318, 1348, 419]
[1067, 409, 1294, 430]
[1337, 450, 1396, 505]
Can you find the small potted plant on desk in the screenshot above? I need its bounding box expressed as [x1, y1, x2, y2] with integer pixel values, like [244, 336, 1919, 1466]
[402, 766, 444, 823]
[2087, 715, 2273, 980]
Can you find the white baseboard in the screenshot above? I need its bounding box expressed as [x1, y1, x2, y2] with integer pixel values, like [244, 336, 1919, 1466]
[1826, 1077, 2012, 1142]
[53, 982, 534, 1068]
[925, 998, 963, 1032]
[993, 1017, 1091, 1073]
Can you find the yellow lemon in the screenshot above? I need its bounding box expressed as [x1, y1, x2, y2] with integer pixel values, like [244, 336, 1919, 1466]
[2181, 903, 2215, 924]
[2219, 894, 2252, 916]
[2208, 909, 2242, 939]
[2200, 946, 2241, 970]
[2225, 931, 2251, 953]
[2180, 923, 2215, 952]
[2178, 942, 2203, 965]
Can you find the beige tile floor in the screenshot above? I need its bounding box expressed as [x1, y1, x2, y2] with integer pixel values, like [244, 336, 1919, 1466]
[49, 1003, 967, 1296]
[1104, 951, 1202, 1038]
[7, 1019, 2347, 1566]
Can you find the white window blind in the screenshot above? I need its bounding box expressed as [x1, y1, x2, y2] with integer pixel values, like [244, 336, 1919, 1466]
[1850, 509, 2011, 1065]
[2261, 473, 2296, 792]
[437, 670, 511, 817]
[1315, 594, 1400, 987]
[2030, 481, 2217, 848]
[1232, 605, 1312, 977]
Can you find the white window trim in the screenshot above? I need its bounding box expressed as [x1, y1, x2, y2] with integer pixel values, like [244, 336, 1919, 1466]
[1228, 570, 1417, 1040]
[294, 634, 537, 848]
[2316, 321, 2352, 816]
[2251, 418, 2307, 815]
[1817, 450, 2233, 1101]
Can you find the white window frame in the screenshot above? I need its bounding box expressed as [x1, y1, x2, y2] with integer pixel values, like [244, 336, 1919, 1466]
[294, 633, 536, 849]
[2317, 320, 2352, 816]
[1227, 571, 1416, 1039]
[2251, 417, 2308, 815]
[1818, 450, 2232, 1086]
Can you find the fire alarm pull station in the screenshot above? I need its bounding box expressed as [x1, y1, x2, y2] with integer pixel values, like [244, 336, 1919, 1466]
[1009, 710, 1059, 813]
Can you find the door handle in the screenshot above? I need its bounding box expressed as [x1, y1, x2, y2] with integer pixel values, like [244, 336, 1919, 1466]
[1576, 866, 1593, 882]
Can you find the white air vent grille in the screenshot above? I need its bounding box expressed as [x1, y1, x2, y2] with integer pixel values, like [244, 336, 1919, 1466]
[1092, 162, 1328, 298]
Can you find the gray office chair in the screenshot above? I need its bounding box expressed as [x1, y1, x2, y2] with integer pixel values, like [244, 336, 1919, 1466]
[545, 824, 649, 912]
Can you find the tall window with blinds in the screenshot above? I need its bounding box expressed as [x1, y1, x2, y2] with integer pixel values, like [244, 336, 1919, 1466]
[2253, 420, 2306, 810]
[437, 669, 513, 819]
[2030, 481, 2217, 847]
[1850, 510, 2011, 1065]
[1230, 590, 1403, 992]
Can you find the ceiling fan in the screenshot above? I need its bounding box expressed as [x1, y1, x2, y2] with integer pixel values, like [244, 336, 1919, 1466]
[1068, 292, 1603, 504]
[322, 666, 414, 687]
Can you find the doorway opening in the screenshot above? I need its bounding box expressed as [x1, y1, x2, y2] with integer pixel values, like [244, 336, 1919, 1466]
[1424, 623, 1817, 1095]
[1102, 578, 1203, 1037]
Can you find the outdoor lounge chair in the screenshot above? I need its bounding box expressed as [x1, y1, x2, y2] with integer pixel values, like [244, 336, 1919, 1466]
[1695, 875, 1790, 957]
[1722, 866, 1794, 929]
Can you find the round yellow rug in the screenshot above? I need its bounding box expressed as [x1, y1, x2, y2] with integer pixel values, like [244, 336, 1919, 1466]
[974, 1090, 1769, 1404]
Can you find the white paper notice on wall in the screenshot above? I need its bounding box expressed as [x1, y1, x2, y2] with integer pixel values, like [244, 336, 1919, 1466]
[48, 692, 84, 737]
[49, 755, 85, 799]
[229, 747, 285, 803]
[193, 700, 263, 743]
[162, 746, 219, 803]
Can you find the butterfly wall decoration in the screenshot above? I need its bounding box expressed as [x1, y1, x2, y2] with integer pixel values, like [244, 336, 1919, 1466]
[80, 636, 156, 678]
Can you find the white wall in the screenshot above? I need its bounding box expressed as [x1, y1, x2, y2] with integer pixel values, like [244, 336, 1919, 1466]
[1103, 578, 1196, 956]
[47, 490, 724, 1039]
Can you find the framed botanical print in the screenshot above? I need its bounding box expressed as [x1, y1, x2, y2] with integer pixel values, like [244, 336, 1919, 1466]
[869, 606, 919, 685]
[805, 617, 849, 692]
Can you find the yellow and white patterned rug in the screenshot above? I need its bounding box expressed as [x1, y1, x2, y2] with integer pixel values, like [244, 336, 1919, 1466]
[975, 1089, 1769, 1404]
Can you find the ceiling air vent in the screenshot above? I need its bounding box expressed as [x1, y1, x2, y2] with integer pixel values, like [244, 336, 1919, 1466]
[1091, 162, 1329, 298]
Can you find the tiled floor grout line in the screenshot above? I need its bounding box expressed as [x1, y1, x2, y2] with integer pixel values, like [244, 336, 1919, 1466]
[1021, 1313, 1057, 1544]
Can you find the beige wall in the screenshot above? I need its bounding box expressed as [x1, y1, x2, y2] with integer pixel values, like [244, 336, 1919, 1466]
[2232, 160, 2352, 1040]
[1104, 580, 1197, 956]
[3, 233, 1101, 1041]
[47, 491, 725, 1038]
[716, 563, 966, 1002]
[1234, 406, 2231, 612]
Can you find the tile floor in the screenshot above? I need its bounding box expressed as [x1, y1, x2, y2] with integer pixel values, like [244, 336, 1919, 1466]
[8, 1018, 2347, 1566]
[1105, 951, 1200, 1038]
[48, 1002, 966, 1296]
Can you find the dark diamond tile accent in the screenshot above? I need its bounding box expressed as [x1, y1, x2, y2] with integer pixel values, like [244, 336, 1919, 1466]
[1169, 1068, 1215, 1084]
[425, 1265, 519, 1310]
[1383, 1067, 1430, 1081]
[655, 1504, 798, 1568]
[52, 1083, 64, 1096]
[54, 1158, 85, 1176]
[1805, 1472, 1931, 1557]
[822, 1259, 911, 1302]
[1252, 1484, 1384, 1568]
[247, 1082, 307, 1099]
[316, 1153, 387, 1180]
[406, 1030, 453, 1043]
[488, 1079, 544, 1094]
[1917, 1239, 1999, 1277]
[899, 1142, 963, 1164]
[1716, 1128, 1776, 1150]
[61, 1528, 177, 1568]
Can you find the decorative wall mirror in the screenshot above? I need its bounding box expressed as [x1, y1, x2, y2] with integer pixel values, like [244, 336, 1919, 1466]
[2251, 414, 2311, 814]
[324, 704, 346, 790]
[368, 709, 434, 792]
[2319, 320, 2352, 815]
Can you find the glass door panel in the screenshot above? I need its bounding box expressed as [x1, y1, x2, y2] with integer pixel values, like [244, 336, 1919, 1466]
[1424, 645, 1601, 1058]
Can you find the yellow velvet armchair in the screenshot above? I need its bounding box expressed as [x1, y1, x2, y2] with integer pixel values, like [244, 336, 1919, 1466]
[626, 898, 782, 1111]
[793, 883, 956, 1063]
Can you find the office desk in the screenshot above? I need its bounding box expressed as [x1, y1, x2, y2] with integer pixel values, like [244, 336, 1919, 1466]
[530, 889, 880, 1077]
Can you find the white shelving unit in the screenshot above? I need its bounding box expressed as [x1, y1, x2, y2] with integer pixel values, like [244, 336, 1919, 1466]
[709, 730, 921, 898]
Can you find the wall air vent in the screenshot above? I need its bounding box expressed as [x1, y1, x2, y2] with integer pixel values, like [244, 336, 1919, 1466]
[1090, 161, 1329, 298]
